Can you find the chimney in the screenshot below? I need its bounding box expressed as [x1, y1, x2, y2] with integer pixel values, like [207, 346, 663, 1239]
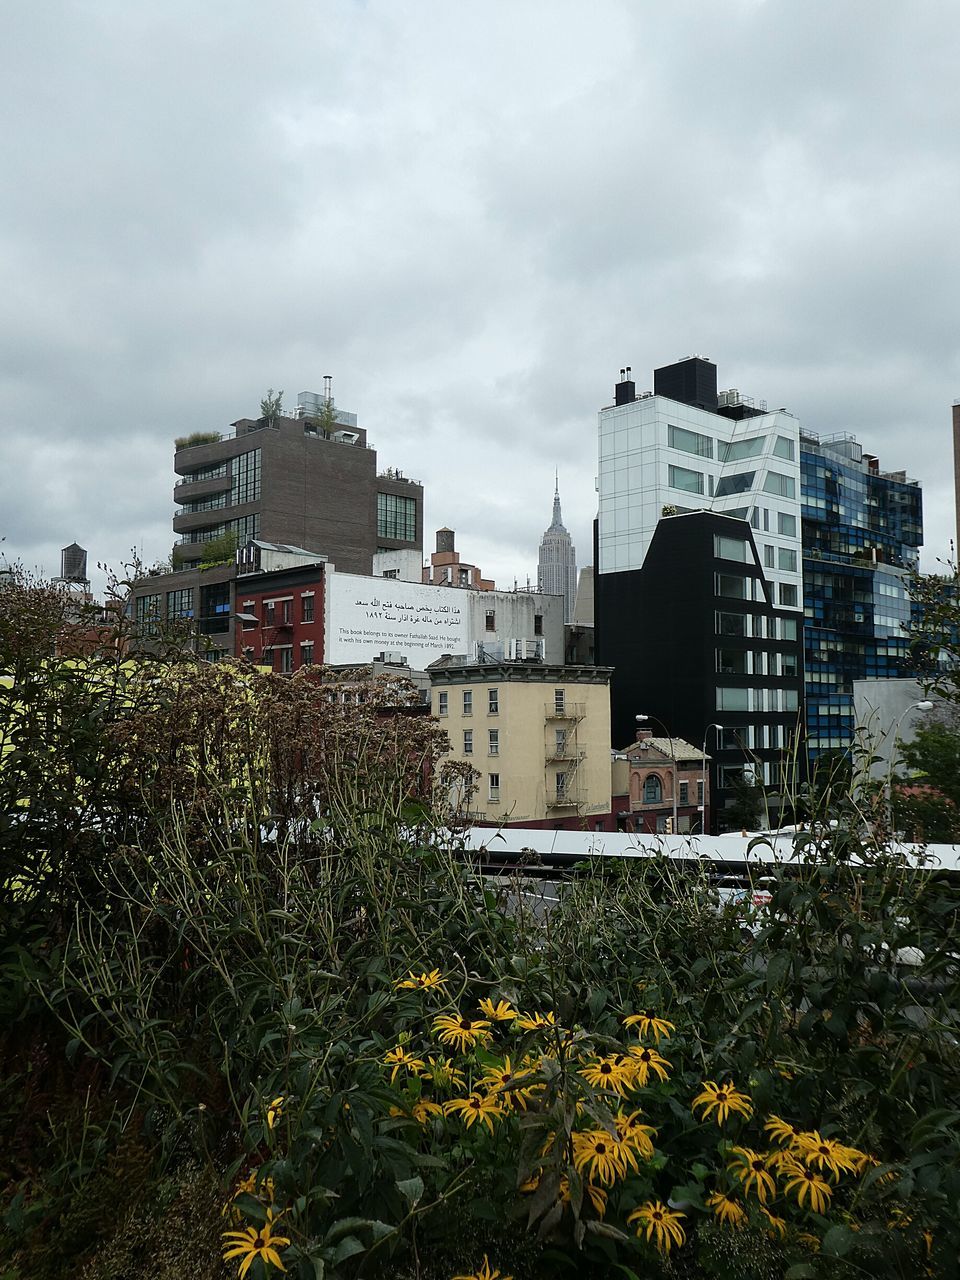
[614, 366, 636, 407]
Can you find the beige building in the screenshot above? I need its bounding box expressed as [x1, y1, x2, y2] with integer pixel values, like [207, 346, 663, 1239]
[428, 659, 613, 827]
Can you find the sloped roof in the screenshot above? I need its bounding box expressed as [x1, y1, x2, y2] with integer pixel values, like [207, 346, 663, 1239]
[621, 736, 707, 762]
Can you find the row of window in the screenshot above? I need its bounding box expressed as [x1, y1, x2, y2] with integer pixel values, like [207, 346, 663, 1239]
[239, 593, 316, 628]
[462, 729, 500, 755]
[716, 573, 798, 607]
[639, 775, 705, 806]
[377, 492, 417, 542]
[716, 648, 799, 677]
[716, 686, 800, 712]
[716, 611, 799, 641]
[438, 688, 569, 717]
[667, 424, 796, 465]
[257, 641, 315, 672]
[178, 461, 229, 485]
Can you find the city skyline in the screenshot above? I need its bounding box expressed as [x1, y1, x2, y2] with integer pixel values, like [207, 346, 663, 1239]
[2, 3, 959, 592]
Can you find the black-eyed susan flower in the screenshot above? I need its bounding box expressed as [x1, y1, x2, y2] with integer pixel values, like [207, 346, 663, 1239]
[443, 1092, 504, 1134]
[433, 1013, 491, 1053]
[759, 1206, 787, 1238]
[622, 1012, 675, 1043]
[626, 1045, 671, 1087]
[579, 1055, 633, 1096]
[627, 1200, 686, 1254]
[571, 1129, 632, 1185]
[559, 1174, 608, 1217]
[691, 1080, 752, 1125]
[383, 1045, 426, 1083]
[478, 1056, 537, 1110]
[614, 1110, 657, 1160]
[794, 1131, 861, 1177]
[514, 1010, 557, 1031]
[728, 1146, 777, 1202]
[479, 997, 518, 1022]
[390, 1099, 444, 1124]
[265, 1097, 286, 1130]
[763, 1114, 803, 1148]
[420, 1055, 466, 1092]
[452, 1255, 512, 1280]
[395, 968, 448, 991]
[706, 1191, 747, 1227]
[222, 1218, 290, 1277]
[782, 1156, 832, 1213]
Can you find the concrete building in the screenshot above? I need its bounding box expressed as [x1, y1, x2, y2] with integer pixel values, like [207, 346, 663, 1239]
[852, 677, 937, 782]
[428, 658, 613, 828]
[538, 479, 578, 623]
[172, 389, 423, 575]
[423, 528, 494, 591]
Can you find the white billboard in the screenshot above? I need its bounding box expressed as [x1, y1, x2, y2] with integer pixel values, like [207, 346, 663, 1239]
[326, 573, 471, 666]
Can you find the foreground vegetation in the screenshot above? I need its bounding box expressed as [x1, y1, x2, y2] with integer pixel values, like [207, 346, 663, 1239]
[1, 575, 960, 1278]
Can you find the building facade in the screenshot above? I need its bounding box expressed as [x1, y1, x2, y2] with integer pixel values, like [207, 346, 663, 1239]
[173, 390, 423, 574]
[620, 731, 712, 834]
[423, 528, 494, 590]
[538, 480, 578, 624]
[234, 555, 326, 672]
[428, 659, 613, 828]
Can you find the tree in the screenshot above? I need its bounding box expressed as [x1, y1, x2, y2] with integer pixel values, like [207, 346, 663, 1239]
[894, 716, 960, 842]
[260, 388, 284, 425]
[199, 530, 239, 567]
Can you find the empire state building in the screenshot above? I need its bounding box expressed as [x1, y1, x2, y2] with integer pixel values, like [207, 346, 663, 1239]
[537, 478, 577, 623]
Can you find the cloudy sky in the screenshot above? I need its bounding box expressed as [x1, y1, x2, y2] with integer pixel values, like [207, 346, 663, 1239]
[3, 1, 959, 593]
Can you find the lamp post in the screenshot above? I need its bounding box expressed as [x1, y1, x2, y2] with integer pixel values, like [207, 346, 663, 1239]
[885, 699, 934, 835]
[701, 723, 723, 835]
[636, 713, 678, 834]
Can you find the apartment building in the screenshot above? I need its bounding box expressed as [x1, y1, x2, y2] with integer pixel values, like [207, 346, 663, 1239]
[428, 658, 613, 828]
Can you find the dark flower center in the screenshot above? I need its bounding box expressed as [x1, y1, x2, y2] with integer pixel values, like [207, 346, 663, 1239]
[459, 1019, 472, 1030]
[502, 1073, 512, 1083]
[254, 1237, 265, 1250]
[717, 1091, 728, 1101]
[596, 1142, 607, 1154]
[469, 1099, 480, 1110]
[600, 1063, 612, 1074]
[818, 1145, 829, 1156]
[653, 1211, 663, 1221]
[752, 1160, 764, 1171]
[640, 1051, 651, 1062]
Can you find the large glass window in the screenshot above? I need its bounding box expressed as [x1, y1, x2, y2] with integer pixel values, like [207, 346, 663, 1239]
[714, 535, 749, 562]
[135, 594, 161, 634]
[668, 464, 704, 495]
[643, 774, 663, 803]
[777, 511, 797, 536]
[781, 617, 798, 641]
[178, 461, 228, 485]
[668, 424, 714, 458]
[773, 436, 796, 461]
[716, 610, 748, 636]
[715, 573, 750, 599]
[231, 449, 261, 505]
[715, 471, 756, 497]
[166, 588, 193, 618]
[716, 648, 748, 675]
[377, 492, 417, 541]
[778, 547, 798, 572]
[763, 471, 796, 498]
[717, 686, 750, 711]
[720, 437, 764, 463]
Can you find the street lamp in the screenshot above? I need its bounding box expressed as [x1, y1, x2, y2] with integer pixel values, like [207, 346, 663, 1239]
[885, 700, 934, 834]
[636, 713, 678, 834]
[701, 723, 723, 835]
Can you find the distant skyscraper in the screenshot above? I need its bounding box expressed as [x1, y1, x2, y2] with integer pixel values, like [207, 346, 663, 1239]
[538, 477, 577, 623]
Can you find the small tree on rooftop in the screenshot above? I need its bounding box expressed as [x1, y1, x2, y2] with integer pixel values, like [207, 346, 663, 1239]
[260, 388, 284, 426]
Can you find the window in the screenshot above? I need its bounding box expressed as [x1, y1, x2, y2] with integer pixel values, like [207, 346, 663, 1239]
[716, 648, 748, 675]
[668, 463, 704, 494]
[166, 588, 193, 619]
[300, 641, 314, 665]
[265, 601, 275, 624]
[178, 461, 229, 484]
[463, 730, 473, 755]
[781, 617, 798, 641]
[783, 689, 800, 712]
[714, 535, 749, 562]
[779, 583, 798, 607]
[135, 593, 162, 634]
[643, 774, 663, 804]
[717, 686, 750, 711]
[763, 471, 796, 498]
[556, 771, 567, 798]
[716, 573, 750, 599]
[302, 594, 315, 623]
[488, 729, 499, 756]
[679, 781, 689, 805]
[781, 651, 798, 676]
[462, 690, 473, 715]
[716, 610, 748, 637]
[438, 691, 448, 716]
[554, 688, 566, 714]
[376, 491, 417, 541]
[488, 773, 500, 802]
[279, 647, 293, 674]
[773, 436, 795, 461]
[281, 599, 292, 624]
[555, 729, 567, 756]
[534, 613, 543, 636]
[715, 471, 756, 497]
[668, 423, 714, 458]
[778, 547, 798, 572]
[778, 511, 797, 536]
[485, 609, 496, 632]
[721, 436, 766, 463]
[488, 688, 499, 714]
[764, 545, 775, 568]
[231, 448, 261, 505]
[697, 779, 704, 805]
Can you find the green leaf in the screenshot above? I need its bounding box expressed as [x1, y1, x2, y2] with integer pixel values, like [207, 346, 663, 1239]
[331, 1236, 366, 1265]
[395, 1175, 424, 1208]
[822, 1224, 853, 1257]
[765, 951, 791, 991]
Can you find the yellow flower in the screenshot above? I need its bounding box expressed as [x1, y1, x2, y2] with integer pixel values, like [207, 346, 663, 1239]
[396, 968, 448, 991]
[763, 1114, 803, 1148]
[626, 1045, 671, 1087]
[514, 1010, 557, 1031]
[622, 1012, 675, 1043]
[571, 1128, 634, 1185]
[451, 1255, 512, 1280]
[691, 1080, 753, 1125]
[613, 1110, 657, 1160]
[265, 1097, 286, 1130]
[559, 1175, 608, 1217]
[420, 1056, 466, 1092]
[579, 1055, 633, 1096]
[478, 1056, 537, 1110]
[383, 1045, 426, 1083]
[794, 1131, 861, 1178]
[390, 1099, 444, 1125]
[782, 1156, 832, 1214]
[706, 1191, 747, 1227]
[444, 1092, 504, 1134]
[627, 1200, 686, 1254]
[222, 1219, 291, 1277]
[728, 1146, 777, 1202]
[479, 997, 518, 1022]
[759, 1206, 787, 1239]
[433, 1013, 492, 1053]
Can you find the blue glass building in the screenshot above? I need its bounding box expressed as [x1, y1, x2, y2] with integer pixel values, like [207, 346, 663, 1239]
[800, 433, 922, 758]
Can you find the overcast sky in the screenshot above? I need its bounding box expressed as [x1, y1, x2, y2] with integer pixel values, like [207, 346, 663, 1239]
[3, 1, 959, 594]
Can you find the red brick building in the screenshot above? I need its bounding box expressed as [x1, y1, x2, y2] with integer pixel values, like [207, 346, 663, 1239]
[618, 730, 712, 834]
[235, 562, 326, 673]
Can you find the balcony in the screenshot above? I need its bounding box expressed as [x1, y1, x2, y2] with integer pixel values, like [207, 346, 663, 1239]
[545, 747, 585, 762]
[173, 474, 231, 501]
[545, 702, 585, 721]
[547, 792, 579, 809]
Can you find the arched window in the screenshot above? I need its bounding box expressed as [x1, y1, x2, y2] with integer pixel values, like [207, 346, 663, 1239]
[643, 774, 663, 804]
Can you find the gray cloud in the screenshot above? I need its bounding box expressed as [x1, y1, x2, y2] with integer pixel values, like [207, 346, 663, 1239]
[2, 0, 959, 596]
